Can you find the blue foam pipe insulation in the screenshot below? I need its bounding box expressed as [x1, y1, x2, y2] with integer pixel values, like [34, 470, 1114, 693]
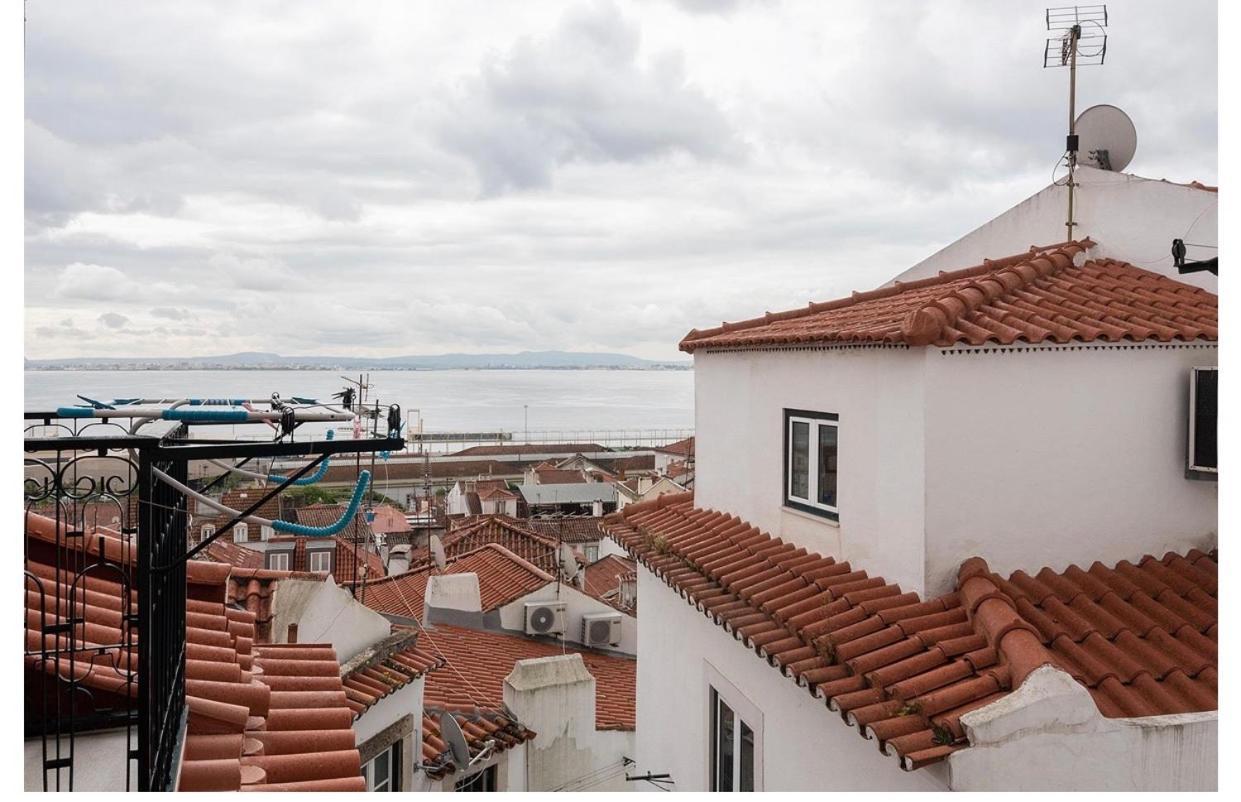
[272, 470, 371, 537]
[56, 407, 97, 418]
[161, 409, 250, 422]
[267, 430, 335, 485]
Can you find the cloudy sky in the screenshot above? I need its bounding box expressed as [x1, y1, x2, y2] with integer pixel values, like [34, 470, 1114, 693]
[24, 0, 1217, 360]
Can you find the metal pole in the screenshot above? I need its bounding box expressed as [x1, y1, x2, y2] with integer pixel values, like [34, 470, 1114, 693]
[1066, 23, 1080, 241]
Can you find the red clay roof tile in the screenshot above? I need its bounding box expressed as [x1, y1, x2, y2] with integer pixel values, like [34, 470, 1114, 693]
[679, 241, 1217, 352]
[602, 494, 1217, 772]
[24, 512, 365, 792]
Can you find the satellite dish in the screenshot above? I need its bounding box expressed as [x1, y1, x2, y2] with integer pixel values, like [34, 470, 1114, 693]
[559, 543, 580, 582]
[439, 712, 471, 769]
[429, 533, 447, 572]
[1075, 104, 1136, 172]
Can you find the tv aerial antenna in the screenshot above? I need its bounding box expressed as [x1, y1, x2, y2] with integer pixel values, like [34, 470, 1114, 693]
[1044, 5, 1109, 241]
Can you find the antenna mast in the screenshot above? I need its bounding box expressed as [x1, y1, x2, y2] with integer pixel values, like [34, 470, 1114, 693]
[1044, 5, 1108, 241]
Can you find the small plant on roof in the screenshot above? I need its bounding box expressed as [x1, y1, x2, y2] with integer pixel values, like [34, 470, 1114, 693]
[895, 701, 921, 717]
[652, 534, 670, 555]
[812, 636, 835, 661]
[931, 722, 955, 746]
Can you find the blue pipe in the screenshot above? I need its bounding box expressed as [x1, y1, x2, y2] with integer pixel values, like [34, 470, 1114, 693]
[272, 470, 371, 537]
[56, 407, 97, 418]
[267, 430, 335, 485]
[161, 409, 250, 422]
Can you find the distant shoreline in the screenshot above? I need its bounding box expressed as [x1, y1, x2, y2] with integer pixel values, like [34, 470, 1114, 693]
[25, 364, 692, 372]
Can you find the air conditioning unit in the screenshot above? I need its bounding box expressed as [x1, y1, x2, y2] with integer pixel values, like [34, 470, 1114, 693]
[524, 602, 567, 636]
[581, 612, 623, 647]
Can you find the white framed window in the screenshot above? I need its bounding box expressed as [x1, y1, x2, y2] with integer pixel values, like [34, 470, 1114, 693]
[233, 522, 249, 543]
[362, 742, 401, 791]
[783, 409, 838, 520]
[260, 524, 274, 541]
[709, 687, 756, 791]
[704, 662, 762, 792]
[584, 544, 599, 563]
[267, 552, 290, 571]
[309, 550, 333, 574]
[199, 524, 215, 545]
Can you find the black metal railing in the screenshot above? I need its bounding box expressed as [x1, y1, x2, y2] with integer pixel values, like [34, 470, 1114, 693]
[23, 413, 402, 791]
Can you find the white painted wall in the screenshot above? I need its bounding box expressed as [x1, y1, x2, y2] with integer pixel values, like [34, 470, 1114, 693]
[598, 535, 629, 561]
[270, 578, 392, 662]
[890, 167, 1217, 293]
[499, 582, 638, 656]
[948, 665, 1216, 791]
[635, 569, 947, 792]
[353, 679, 423, 745]
[25, 729, 134, 791]
[922, 344, 1218, 594]
[693, 346, 930, 594]
[503, 654, 635, 792]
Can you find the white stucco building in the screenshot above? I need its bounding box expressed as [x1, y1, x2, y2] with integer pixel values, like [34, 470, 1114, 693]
[604, 171, 1218, 792]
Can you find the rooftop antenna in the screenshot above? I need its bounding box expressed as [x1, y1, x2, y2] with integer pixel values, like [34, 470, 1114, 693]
[558, 542, 581, 588]
[1044, 5, 1109, 241]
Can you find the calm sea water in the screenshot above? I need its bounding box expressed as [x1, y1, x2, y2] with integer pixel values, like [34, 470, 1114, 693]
[24, 369, 695, 439]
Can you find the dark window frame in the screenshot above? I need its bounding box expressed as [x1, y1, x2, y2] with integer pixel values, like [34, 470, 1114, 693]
[455, 763, 497, 792]
[709, 686, 755, 792]
[1188, 366, 1218, 479]
[782, 408, 839, 521]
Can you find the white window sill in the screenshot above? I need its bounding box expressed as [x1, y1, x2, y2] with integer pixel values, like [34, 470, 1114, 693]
[781, 505, 840, 528]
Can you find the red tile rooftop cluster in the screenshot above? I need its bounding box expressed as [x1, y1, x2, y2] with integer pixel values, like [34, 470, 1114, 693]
[362, 542, 553, 620]
[679, 240, 1218, 352]
[602, 493, 1216, 771]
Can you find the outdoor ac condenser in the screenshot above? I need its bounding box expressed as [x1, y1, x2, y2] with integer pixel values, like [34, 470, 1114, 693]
[524, 601, 567, 636]
[581, 612, 623, 647]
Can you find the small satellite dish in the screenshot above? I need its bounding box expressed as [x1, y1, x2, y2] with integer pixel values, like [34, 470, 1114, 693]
[1075, 104, 1136, 172]
[429, 533, 447, 572]
[439, 712, 471, 769]
[559, 543, 580, 582]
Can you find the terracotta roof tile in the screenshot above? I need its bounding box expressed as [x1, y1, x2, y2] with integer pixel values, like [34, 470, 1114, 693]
[679, 241, 1217, 352]
[601, 495, 1217, 772]
[362, 543, 553, 620]
[524, 516, 606, 544]
[420, 624, 635, 731]
[583, 554, 638, 613]
[435, 515, 561, 573]
[24, 512, 365, 791]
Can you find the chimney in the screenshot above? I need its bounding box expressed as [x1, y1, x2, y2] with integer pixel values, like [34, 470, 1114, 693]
[286, 623, 298, 643]
[424, 573, 483, 626]
[387, 545, 412, 576]
[503, 655, 598, 790]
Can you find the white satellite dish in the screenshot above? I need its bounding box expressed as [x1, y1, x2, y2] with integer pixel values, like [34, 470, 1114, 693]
[429, 533, 447, 572]
[439, 712, 471, 769]
[1074, 104, 1136, 172]
[559, 543, 580, 583]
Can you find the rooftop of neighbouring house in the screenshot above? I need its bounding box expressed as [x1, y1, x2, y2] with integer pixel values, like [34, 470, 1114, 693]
[679, 240, 1218, 353]
[524, 516, 606, 544]
[602, 493, 1217, 772]
[362, 542, 554, 621]
[583, 554, 638, 613]
[438, 515, 562, 574]
[655, 436, 695, 457]
[419, 623, 637, 732]
[24, 512, 366, 791]
[339, 630, 444, 719]
[451, 443, 608, 457]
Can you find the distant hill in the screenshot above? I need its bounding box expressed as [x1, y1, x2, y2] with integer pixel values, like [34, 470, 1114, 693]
[25, 350, 692, 371]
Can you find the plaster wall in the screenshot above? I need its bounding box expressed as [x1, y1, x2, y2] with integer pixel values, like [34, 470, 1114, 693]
[891, 167, 1218, 293]
[503, 654, 634, 792]
[947, 666, 1216, 791]
[598, 534, 629, 560]
[25, 729, 134, 791]
[693, 346, 930, 594]
[635, 569, 947, 792]
[353, 679, 424, 746]
[922, 344, 1218, 594]
[270, 578, 392, 661]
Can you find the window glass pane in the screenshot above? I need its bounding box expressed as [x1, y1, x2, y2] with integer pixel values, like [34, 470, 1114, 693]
[789, 421, 810, 500]
[817, 424, 838, 508]
[717, 698, 735, 792]
[234, 523, 248, 543]
[740, 721, 755, 791]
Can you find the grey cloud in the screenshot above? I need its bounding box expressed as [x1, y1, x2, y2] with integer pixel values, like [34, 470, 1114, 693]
[441, 0, 740, 193]
[98, 312, 130, 329]
[151, 307, 193, 320]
